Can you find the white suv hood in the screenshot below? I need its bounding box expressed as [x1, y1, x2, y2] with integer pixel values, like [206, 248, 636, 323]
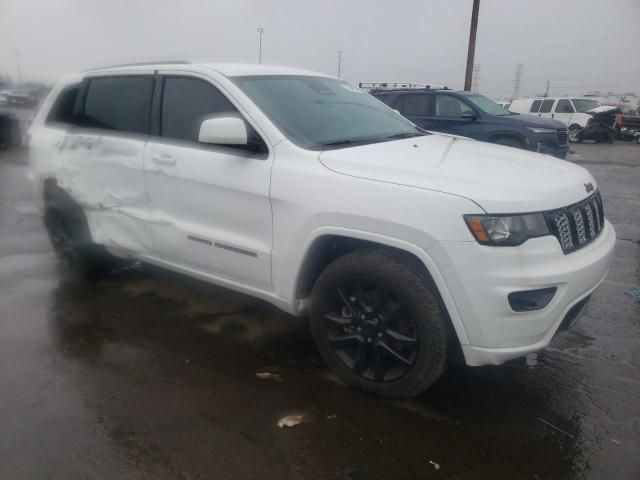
[318, 135, 595, 213]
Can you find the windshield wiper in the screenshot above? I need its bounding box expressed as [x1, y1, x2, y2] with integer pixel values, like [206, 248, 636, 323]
[320, 139, 362, 147]
[381, 132, 425, 140]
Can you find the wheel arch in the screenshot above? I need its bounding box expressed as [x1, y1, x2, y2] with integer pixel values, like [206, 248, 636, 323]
[291, 228, 471, 350]
[488, 132, 526, 146]
[42, 178, 93, 246]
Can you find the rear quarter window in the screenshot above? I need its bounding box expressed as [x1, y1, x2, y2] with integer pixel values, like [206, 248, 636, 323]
[46, 85, 80, 125]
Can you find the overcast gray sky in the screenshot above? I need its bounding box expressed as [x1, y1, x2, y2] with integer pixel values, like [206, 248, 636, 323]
[1, 0, 639, 99]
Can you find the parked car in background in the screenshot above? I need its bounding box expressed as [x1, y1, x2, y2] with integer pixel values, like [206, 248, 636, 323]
[365, 83, 569, 158]
[29, 64, 615, 398]
[0, 111, 21, 149]
[6, 91, 36, 107]
[496, 101, 511, 110]
[617, 104, 640, 141]
[509, 97, 601, 142]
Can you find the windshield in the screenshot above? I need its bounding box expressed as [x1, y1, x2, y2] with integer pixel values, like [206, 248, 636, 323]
[465, 94, 511, 116]
[572, 99, 601, 112]
[232, 75, 424, 149]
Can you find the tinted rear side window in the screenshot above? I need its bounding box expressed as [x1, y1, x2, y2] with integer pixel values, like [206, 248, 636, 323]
[397, 94, 430, 116]
[539, 99, 555, 113]
[530, 100, 542, 113]
[161, 77, 237, 143]
[82, 76, 153, 134]
[47, 85, 80, 125]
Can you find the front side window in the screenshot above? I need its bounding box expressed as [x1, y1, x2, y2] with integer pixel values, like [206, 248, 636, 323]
[434, 95, 474, 117]
[539, 99, 555, 113]
[82, 76, 153, 134]
[572, 99, 601, 113]
[465, 94, 511, 116]
[161, 77, 238, 143]
[530, 100, 542, 113]
[232, 75, 423, 149]
[397, 94, 430, 116]
[555, 99, 574, 113]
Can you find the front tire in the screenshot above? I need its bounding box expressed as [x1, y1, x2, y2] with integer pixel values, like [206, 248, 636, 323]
[309, 250, 448, 398]
[568, 125, 582, 143]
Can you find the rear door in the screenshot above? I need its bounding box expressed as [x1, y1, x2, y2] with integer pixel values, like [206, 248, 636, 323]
[529, 99, 542, 116]
[143, 73, 273, 288]
[537, 99, 556, 120]
[394, 94, 431, 129]
[553, 99, 574, 126]
[57, 74, 154, 253]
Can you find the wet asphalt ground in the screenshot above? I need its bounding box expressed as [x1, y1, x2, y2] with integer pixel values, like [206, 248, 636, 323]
[0, 118, 638, 479]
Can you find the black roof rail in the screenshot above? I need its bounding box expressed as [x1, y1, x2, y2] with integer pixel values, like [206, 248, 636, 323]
[85, 60, 191, 71]
[358, 81, 449, 93]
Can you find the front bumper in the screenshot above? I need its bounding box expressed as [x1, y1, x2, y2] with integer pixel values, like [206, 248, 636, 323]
[428, 220, 616, 366]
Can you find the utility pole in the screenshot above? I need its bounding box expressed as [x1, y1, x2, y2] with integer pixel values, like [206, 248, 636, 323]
[337, 50, 343, 78]
[15, 50, 23, 85]
[257, 28, 264, 64]
[464, 0, 480, 91]
[512, 63, 523, 101]
[472, 64, 481, 92]
[544, 80, 550, 97]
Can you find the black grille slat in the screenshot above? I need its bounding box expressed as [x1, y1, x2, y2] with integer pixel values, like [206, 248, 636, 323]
[544, 191, 604, 254]
[557, 129, 568, 145]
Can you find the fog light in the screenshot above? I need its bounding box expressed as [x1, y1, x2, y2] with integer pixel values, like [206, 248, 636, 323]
[508, 287, 557, 312]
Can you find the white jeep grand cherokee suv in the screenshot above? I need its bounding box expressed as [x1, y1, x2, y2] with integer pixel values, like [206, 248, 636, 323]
[28, 63, 615, 397]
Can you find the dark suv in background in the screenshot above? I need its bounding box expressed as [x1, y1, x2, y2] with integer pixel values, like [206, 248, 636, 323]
[366, 83, 569, 159]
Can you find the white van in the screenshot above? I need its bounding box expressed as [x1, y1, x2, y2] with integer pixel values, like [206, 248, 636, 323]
[509, 97, 601, 142]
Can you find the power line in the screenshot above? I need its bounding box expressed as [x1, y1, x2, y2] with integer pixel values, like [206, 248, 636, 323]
[511, 63, 523, 100]
[472, 64, 481, 92]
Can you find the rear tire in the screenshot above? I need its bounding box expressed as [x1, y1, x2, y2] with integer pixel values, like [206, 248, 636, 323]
[309, 249, 448, 398]
[44, 208, 115, 280]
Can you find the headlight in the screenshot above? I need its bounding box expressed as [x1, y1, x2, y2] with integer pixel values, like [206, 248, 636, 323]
[525, 127, 556, 134]
[464, 213, 550, 246]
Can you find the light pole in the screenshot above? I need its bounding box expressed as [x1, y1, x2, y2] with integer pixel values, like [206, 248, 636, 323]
[257, 28, 264, 64]
[337, 50, 342, 78]
[15, 50, 23, 85]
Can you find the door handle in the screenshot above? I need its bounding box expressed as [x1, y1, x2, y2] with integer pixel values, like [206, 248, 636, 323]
[152, 154, 176, 166]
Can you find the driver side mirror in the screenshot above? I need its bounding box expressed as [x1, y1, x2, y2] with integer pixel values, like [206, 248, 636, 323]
[198, 116, 248, 145]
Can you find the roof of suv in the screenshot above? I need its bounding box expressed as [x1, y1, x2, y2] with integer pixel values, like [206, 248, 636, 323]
[86, 62, 329, 78]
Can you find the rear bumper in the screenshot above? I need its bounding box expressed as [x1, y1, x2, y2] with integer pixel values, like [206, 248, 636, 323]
[428, 220, 616, 366]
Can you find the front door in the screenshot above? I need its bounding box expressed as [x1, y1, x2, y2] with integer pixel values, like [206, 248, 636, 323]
[144, 74, 273, 288]
[429, 94, 481, 138]
[553, 99, 575, 127]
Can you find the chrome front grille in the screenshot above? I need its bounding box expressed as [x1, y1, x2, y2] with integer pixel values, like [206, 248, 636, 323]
[545, 192, 605, 254]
